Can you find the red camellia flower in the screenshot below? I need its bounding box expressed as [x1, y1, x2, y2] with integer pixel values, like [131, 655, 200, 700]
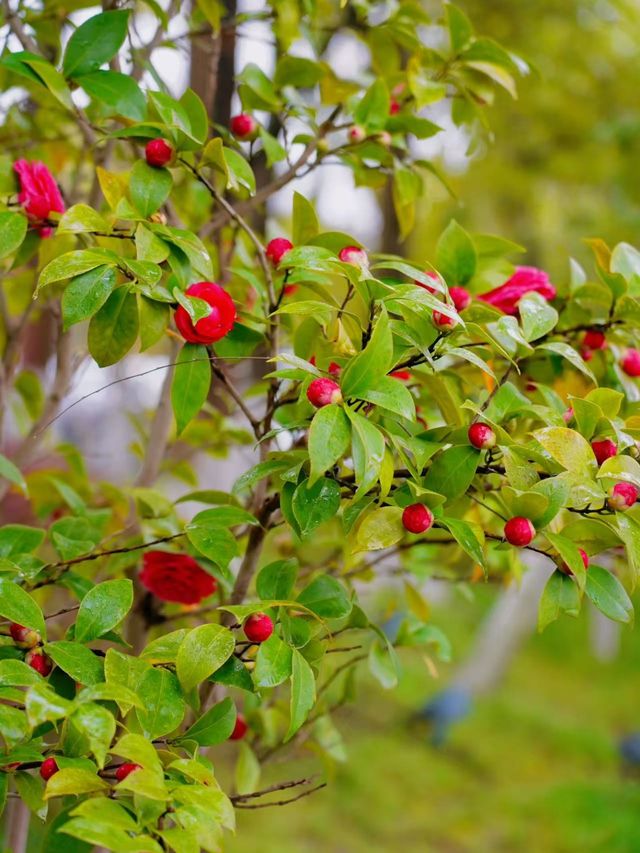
[479, 266, 556, 315]
[140, 551, 217, 605]
[174, 281, 236, 345]
[14, 159, 65, 237]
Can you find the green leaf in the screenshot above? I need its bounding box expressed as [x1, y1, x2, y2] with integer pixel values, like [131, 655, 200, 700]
[0, 524, 44, 557]
[223, 148, 256, 194]
[0, 578, 45, 635]
[176, 624, 235, 692]
[534, 427, 597, 475]
[69, 703, 115, 768]
[424, 445, 479, 500]
[357, 376, 416, 420]
[179, 697, 236, 745]
[285, 649, 315, 741]
[62, 266, 117, 329]
[439, 517, 486, 568]
[136, 667, 185, 739]
[0, 705, 29, 749]
[88, 287, 139, 367]
[138, 296, 170, 351]
[446, 3, 474, 51]
[436, 220, 476, 285]
[342, 308, 393, 396]
[292, 192, 319, 245]
[368, 635, 399, 689]
[75, 579, 133, 643]
[0, 453, 27, 494]
[171, 343, 211, 434]
[208, 656, 254, 692]
[57, 204, 110, 235]
[38, 249, 116, 291]
[235, 741, 260, 796]
[254, 634, 293, 688]
[355, 506, 404, 551]
[354, 78, 390, 130]
[518, 292, 558, 341]
[0, 211, 27, 259]
[256, 559, 298, 600]
[44, 642, 104, 686]
[130, 160, 173, 218]
[63, 10, 130, 78]
[44, 769, 108, 799]
[544, 532, 587, 591]
[346, 409, 385, 497]
[77, 70, 145, 120]
[584, 565, 633, 624]
[291, 477, 341, 537]
[538, 342, 596, 383]
[297, 575, 352, 619]
[538, 571, 580, 631]
[26, 682, 72, 726]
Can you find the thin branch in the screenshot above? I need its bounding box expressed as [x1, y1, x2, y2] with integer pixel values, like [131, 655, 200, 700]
[230, 776, 319, 803]
[234, 783, 326, 809]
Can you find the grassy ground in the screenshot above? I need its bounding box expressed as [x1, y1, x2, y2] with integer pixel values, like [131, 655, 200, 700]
[227, 589, 640, 853]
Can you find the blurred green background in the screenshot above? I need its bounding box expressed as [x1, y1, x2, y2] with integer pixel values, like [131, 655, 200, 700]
[226, 589, 640, 853]
[411, 0, 640, 280]
[227, 2, 640, 850]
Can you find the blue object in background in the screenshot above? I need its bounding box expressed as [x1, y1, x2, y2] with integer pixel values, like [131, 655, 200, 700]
[416, 687, 472, 746]
[619, 733, 640, 766]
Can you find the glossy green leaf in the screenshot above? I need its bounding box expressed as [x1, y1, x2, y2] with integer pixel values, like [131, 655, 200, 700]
[179, 697, 236, 745]
[254, 634, 293, 688]
[88, 287, 139, 367]
[75, 579, 133, 643]
[130, 160, 173, 217]
[171, 343, 211, 434]
[62, 265, 117, 329]
[176, 624, 235, 692]
[0, 578, 45, 635]
[285, 649, 316, 741]
[297, 575, 352, 619]
[63, 11, 130, 78]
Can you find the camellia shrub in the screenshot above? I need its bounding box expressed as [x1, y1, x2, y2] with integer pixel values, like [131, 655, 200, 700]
[0, 2, 639, 851]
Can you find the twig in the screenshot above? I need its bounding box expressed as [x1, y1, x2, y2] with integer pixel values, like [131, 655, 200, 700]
[231, 776, 319, 803]
[234, 783, 326, 809]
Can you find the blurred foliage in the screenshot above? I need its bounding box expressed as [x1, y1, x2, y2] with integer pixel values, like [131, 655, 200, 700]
[413, 0, 640, 280]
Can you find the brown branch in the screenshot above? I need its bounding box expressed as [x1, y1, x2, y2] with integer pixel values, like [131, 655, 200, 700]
[135, 337, 180, 487]
[234, 783, 326, 809]
[231, 776, 320, 803]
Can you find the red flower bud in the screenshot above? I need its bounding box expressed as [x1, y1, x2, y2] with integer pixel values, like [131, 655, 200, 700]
[432, 309, 459, 330]
[25, 650, 52, 676]
[591, 438, 617, 466]
[391, 370, 411, 381]
[115, 762, 141, 782]
[449, 286, 471, 312]
[243, 612, 274, 643]
[348, 125, 366, 144]
[9, 623, 41, 648]
[266, 238, 293, 266]
[230, 114, 258, 140]
[608, 482, 639, 511]
[504, 517, 535, 547]
[307, 378, 342, 408]
[621, 348, 640, 377]
[140, 551, 217, 605]
[229, 713, 248, 740]
[563, 407, 574, 424]
[39, 757, 58, 781]
[468, 422, 496, 450]
[145, 138, 174, 168]
[174, 281, 236, 345]
[402, 503, 434, 534]
[283, 284, 298, 296]
[415, 270, 441, 293]
[338, 245, 368, 267]
[328, 361, 341, 377]
[479, 266, 556, 315]
[389, 98, 401, 115]
[583, 329, 606, 350]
